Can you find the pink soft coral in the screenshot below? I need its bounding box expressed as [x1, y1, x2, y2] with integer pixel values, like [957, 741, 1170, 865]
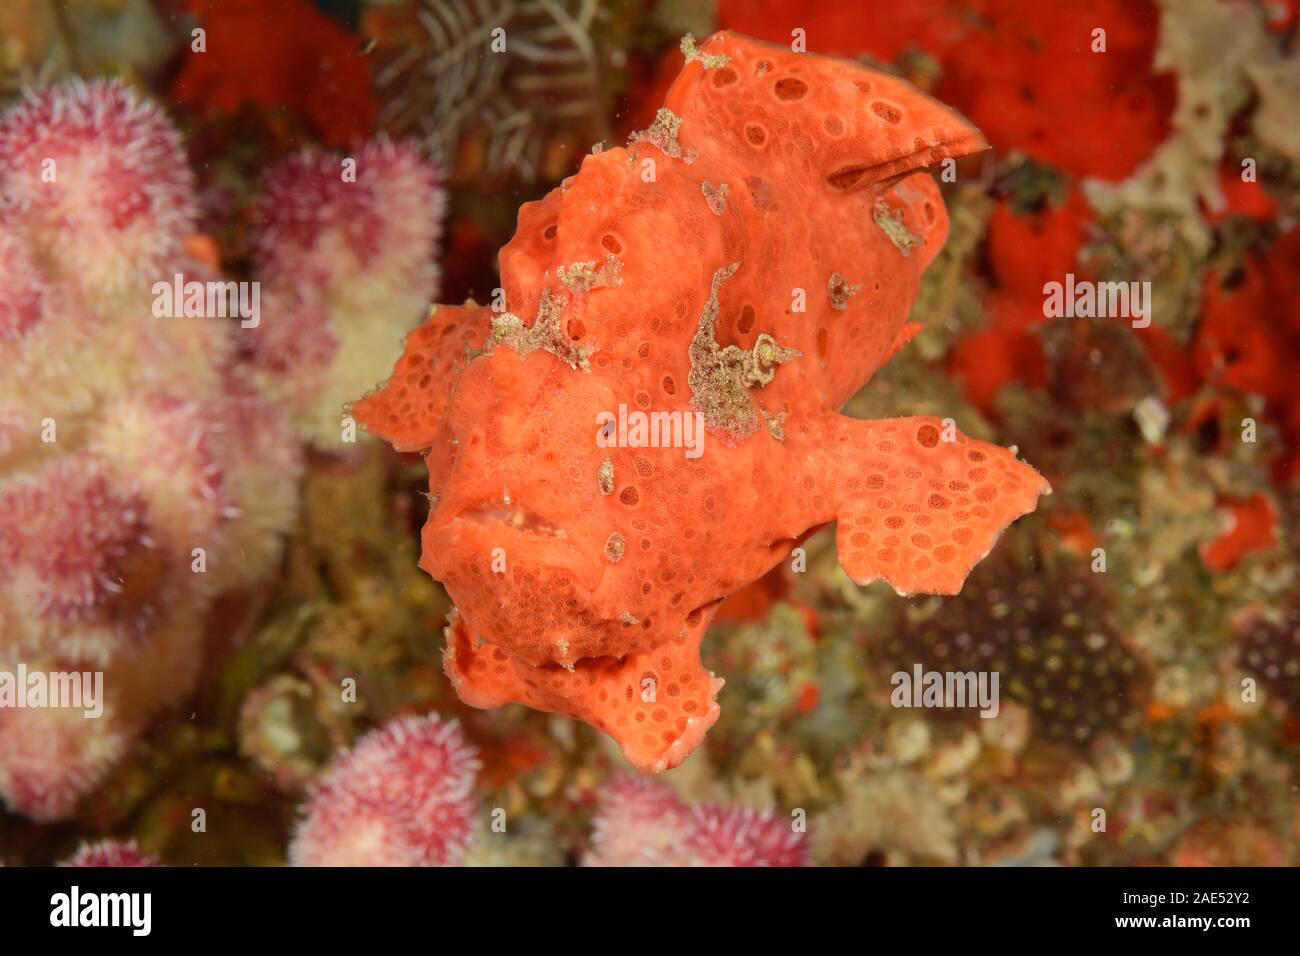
[60, 840, 161, 867]
[0, 80, 196, 297]
[250, 140, 445, 447]
[290, 715, 481, 867]
[0, 80, 301, 820]
[585, 776, 808, 867]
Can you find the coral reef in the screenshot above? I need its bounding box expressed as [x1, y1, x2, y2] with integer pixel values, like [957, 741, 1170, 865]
[2, 2, 1298, 873]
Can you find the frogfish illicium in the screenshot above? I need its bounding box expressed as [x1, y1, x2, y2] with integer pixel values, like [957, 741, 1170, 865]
[354, 32, 1049, 773]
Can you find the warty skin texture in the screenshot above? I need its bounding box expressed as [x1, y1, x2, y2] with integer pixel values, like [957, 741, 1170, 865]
[355, 32, 1048, 774]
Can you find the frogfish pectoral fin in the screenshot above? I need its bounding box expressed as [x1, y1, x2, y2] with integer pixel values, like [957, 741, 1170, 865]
[822, 415, 1050, 596]
[350, 303, 493, 452]
[443, 604, 724, 774]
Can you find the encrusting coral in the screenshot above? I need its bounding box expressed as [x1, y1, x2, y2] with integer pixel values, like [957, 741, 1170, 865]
[1234, 596, 1300, 711]
[0, 79, 301, 821]
[881, 551, 1151, 748]
[355, 32, 1048, 776]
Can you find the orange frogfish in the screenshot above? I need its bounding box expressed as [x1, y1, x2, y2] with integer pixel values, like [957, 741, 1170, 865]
[354, 33, 1049, 773]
